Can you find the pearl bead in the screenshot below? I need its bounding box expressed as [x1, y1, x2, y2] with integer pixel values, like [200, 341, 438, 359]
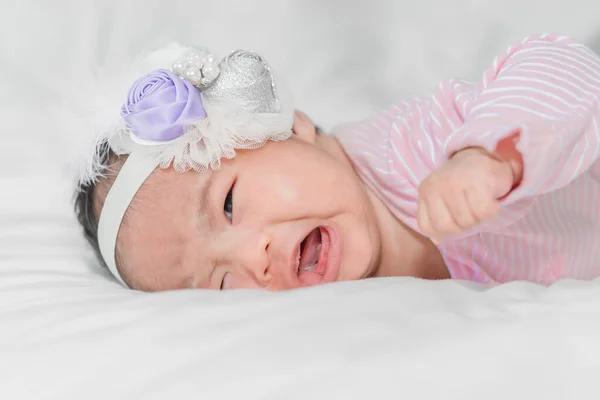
[205, 54, 215, 64]
[172, 61, 186, 75]
[202, 65, 218, 79]
[185, 52, 201, 65]
[193, 59, 205, 70]
[183, 67, 202, 85]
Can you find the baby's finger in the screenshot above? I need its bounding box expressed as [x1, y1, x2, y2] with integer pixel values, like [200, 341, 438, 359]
[446, 189, 478, 230]
[465, 185, 499, 223]
[426, 194, 461, 239]
[418, 200, 443, 244]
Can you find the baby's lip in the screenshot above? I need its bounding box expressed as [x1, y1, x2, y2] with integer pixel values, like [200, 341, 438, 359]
[289, 234, 304, 285]
[290, 225, 341, 287]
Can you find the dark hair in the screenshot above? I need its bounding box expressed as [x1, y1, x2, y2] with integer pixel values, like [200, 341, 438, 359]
[73, 141, 113, 269]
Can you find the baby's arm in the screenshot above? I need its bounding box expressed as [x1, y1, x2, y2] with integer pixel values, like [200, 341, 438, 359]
[444, 33, 600, 201]
[418, 34, 600, 241]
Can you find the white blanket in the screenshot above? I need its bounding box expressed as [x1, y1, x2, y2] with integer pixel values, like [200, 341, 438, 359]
[2, 0, 600, 398]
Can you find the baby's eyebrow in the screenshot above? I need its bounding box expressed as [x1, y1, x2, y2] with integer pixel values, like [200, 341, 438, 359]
[194, 172, 214, 229]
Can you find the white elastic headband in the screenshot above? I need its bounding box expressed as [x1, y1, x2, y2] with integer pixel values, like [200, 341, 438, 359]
[86, 45, 293, 288]
[97, 152, 158, 287]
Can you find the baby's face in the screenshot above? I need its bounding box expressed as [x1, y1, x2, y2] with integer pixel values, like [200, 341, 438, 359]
[111, 112, 382, 291]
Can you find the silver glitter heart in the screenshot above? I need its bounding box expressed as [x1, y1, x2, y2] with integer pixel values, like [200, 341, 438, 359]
[200, 50, 280, 113]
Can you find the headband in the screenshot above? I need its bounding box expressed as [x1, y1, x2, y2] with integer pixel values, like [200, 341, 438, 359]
[76, 44, 293, 287]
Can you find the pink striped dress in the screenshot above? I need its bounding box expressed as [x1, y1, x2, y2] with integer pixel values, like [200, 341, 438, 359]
[333, 34, 600, 285]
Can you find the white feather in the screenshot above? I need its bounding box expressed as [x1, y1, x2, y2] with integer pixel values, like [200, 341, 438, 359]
[51, 41, 195, 189]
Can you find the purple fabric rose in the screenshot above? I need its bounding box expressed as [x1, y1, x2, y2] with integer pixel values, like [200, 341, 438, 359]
[121, 69, 207, 142]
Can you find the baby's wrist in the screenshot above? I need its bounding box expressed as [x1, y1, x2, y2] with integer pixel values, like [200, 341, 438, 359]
[452, 145, 522, 189]
[451, 146, 489, 159]
[451, 146, 500, 167]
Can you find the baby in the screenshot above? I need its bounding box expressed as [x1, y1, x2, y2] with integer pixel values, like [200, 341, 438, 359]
[75, 34, 600, 291]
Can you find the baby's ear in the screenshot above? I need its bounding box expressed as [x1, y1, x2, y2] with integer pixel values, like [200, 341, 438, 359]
[292, 110, 317, 144]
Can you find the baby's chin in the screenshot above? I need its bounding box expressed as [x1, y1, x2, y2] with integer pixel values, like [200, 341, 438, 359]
[335, 258, 375, 282]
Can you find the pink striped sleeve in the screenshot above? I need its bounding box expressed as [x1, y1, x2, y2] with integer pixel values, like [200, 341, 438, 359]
[443, 34, 600, 202]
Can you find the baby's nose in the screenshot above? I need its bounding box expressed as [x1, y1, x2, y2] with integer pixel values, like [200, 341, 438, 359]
[224, 229, 295, 290]
[230, 232, 272, 286]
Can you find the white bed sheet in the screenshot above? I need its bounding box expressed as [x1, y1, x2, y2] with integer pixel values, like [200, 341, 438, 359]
[2, 0, 600, 399]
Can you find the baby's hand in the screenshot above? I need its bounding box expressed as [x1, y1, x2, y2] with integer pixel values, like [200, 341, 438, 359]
[417, 147, 518, 243]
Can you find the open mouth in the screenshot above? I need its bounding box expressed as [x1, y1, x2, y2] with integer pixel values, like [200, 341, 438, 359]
[296, 226, 331, 285]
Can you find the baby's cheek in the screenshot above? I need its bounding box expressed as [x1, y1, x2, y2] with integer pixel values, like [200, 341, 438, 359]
[340, 247, 373, 280]
[334, 216, 378, 281]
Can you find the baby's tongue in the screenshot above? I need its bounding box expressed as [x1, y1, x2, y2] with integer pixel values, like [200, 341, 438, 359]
[299, 228, 321, 270]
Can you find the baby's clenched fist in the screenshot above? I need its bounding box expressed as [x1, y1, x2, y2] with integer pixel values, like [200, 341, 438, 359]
[417, 147, 518, 243]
